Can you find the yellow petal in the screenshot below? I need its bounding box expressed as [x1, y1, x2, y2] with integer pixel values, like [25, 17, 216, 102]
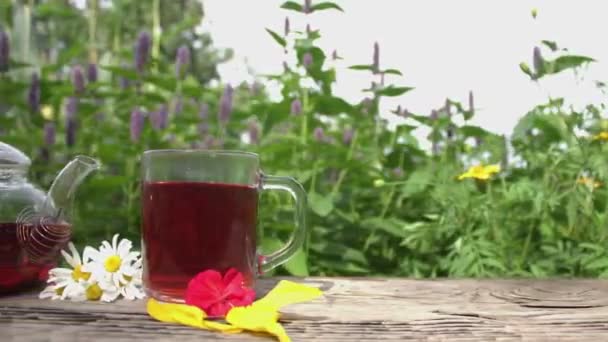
[147, 299, 243, 333]
[226, 303, 280, 331]
[483, 164, 501, 174]
[202, 320, 243, 333]
[147, 298, 179, 323]
[256, 280, 323, 310]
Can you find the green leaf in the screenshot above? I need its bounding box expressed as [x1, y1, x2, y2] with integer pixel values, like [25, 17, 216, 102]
[281, 1, 304, 12]
[374, 85, 414, 97]
[265, 28, 287, 48]
[308, 192, 334, 217]
[35, 2, 79, 18]
[362, 217, 408, 238]
[549, 55, 595, 74]
[311, 2, 344, 12]
[283, 248, 309, 276]
[585, 258, 608, 270]
[349, 64, 374, 71]
[401, 169, 432, 196]
[383, 69, 403, 76]
[313, 95, 353, 115]
[519, 62, 533, 78]
[541, 40, 558, 52]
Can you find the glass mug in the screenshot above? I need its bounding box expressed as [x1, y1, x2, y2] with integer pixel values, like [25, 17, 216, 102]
[141, 150, 306, 302]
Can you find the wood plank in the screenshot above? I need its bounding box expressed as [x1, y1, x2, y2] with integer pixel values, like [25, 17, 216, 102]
[2, 278, 608, 341]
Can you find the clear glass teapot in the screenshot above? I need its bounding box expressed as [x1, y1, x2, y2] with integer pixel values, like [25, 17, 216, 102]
[0, 142, 99, 293]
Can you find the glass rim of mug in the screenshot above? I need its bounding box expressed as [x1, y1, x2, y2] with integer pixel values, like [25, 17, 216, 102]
[143, 149, 259, 159]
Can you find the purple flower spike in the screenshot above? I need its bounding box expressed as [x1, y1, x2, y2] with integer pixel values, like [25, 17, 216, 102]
[303, 52, 313, 68]
[468, 90, 474, 114]
[175, 45, 191, 78]
[533, 46, 543, 74]
[134, 31, 151, 73]
[44, 122, 55, 146]
[304, 0, 312, 14]
[0, 28, 9, 72]
[65, 97, 78, 147]
[248, 120, 260, 145]
[313, 126, 325, 142]
[27, 73, 40, 113]
[65, 96, 78, 120]
[150, 104, 168, 130]
[430, 110, 438, 120]
[199, 102, 209, 120]
[173, 97, 183, 116]
[343, 128, 354, 145]
[87, 63, 98, 82]
[130, 108, 145, 142]
[284, 17, 290, 36]
[218, 84, 234, 124]
[291, 99, 302, 116]
[71, 65, 85, 94]
[372, 42, 380, 74]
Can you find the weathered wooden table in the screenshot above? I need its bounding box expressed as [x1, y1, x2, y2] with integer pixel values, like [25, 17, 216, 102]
[2, 277, 608, 341]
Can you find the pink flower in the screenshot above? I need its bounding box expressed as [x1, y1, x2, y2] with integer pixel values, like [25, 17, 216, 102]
[185, 268, 255, 317]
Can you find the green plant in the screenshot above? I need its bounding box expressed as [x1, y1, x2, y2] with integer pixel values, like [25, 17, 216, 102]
[2, 1, 608, 278]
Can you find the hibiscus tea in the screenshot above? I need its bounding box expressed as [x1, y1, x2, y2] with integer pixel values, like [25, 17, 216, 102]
[0, 222, 68, 293]
[142, 181, 258, 301]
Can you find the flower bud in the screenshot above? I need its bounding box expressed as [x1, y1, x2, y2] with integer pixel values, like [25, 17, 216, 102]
[468, 90, 475, 115]
[44, 122, 55, 146]
[304, 0, 312, 14]
[303, 52, 313, 68]
[71, 65, 85, 94]
[130, 108, 144, 142]
[87, 63, 98, 82]
[343, 128, 354, 145]
[149, 104, 168, 130]
[27, 73, 40, 113]
[0, 28, 9, 72]
[291, 99, 302, 116]
[218, 84, 234, 124]
[175, 45, 191, 78]
[533, 46, 543, 74]
[313, 126, 325, 142]
[372, 42, 380, 74]
[284, 17, 290, 36]
[65, 97, 78, 147]
[134, 31, 151, 73]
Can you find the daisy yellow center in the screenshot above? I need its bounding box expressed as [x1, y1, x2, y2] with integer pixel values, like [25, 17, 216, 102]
[104, 255, 122, 272]
[86, 283, 103, 301]
[55, 287, 65, 295]
[71, 265, 91, 281]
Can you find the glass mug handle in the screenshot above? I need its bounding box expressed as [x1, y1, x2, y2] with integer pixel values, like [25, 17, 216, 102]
[258, 174, 307, 274]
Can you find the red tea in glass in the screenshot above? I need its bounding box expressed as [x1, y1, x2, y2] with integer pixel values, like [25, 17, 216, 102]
[141, 150, 307, 303]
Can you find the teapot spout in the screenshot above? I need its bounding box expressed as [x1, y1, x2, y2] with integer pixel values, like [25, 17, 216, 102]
[44, 155, 101, 220]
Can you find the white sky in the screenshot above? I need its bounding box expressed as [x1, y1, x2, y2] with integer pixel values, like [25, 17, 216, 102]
[203, 0, 608, 137]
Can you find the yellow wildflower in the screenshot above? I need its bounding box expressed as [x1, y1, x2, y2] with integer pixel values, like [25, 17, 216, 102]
[592, 131, 608, 141]
[577, 177, 601, 189]
[41, 105, 54, 120]
[458, 164, 501, 181]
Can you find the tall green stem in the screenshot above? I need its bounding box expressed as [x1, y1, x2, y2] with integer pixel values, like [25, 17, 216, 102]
[87, 0, 98, 63]
[152, 0, 161, 72]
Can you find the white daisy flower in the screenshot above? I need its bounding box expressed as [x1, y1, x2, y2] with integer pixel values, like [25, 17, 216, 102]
[82, 234, 140, 289]
[118, 259, 145, 300]
[39, 242, 91, 301]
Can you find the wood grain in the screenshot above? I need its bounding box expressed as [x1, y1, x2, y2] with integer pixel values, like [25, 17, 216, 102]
[2, 278, 608, 341]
